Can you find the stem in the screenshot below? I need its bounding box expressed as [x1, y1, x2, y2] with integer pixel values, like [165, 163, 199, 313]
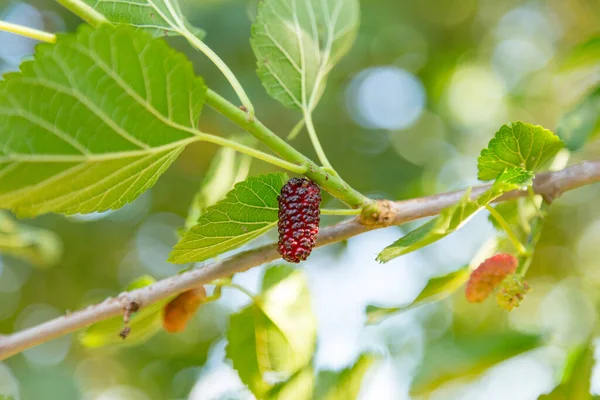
[485, 205, 527, 255]
[0, 21, 56, 43]
[206, 89, 370, 208]
[55, 0, 108, 28]
[287, 119, 305, 140]
[223, 283, 257, 301]
[198, 133, 308, 174]
[180, 30, 255, 118]
[303, 110, 333, 170]
[321, 209, 362, 216]
[516, 202, 550, 276]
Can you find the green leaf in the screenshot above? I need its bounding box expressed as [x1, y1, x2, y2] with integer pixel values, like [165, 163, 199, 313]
[82, 0, 205, 38]
[0, 212, 62, 268]
[79, 275, 171, 348]
[365, 266, 470, 324]
[313, 354, 376, 400]
[540, 343, 598, 399]
[557, 87, 600, 151]
[377, 167, 532, 263]
[169, 173, 287, 264]
[0, 25, 206, 217]
[412, 331, 542, 395]
[251, 0, 360, 110]
[266, 367, 314, 400]
[477, 122, 564, 181]
[184, 135, 254, 231]
[227, 266, 316, 398]
[562, 36, 600, 71]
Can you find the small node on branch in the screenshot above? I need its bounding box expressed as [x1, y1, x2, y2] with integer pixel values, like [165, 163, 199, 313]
[119, 299, 140, 340]
[359, 200, 396, 226]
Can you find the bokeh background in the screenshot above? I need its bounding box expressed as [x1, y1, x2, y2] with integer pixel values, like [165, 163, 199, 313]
[2, 0, 600, 398]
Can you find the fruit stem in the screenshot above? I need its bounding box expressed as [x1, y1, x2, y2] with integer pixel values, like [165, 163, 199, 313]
[485, 205, 527, 256]
[55, 0, 109, 28]
[320, 209, 362, 216]
[0, 21, 56, 43]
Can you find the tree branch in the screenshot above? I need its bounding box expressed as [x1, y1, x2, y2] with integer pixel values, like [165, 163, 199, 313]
[1, 160, 599, 360]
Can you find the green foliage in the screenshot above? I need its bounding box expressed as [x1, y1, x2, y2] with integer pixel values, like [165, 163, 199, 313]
[79, 275, 171, 348]
[251, 0, 360, 111]
[412, 331, 542, 395]
[227, 265, 316, 398]
[561, 36, 600, 71]
[540, 343, 598, 399]
[266, 367, 314, 400]
[81, 0, 205, 38]
[0, 212, 62, 268]
[0, 363, 18, 400]
[313, 354, 376, 400]
[184, 134, 254, 230]
[557, 87, 600, 151]
[377, 168, 533, 262]
[169, 173, 287, 263]
[366, 266, 470, 324]
[0, 25, 206, 217]
[477, 122, 564, 181]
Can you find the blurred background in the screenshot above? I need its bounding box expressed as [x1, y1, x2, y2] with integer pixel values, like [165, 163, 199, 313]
[2, 0, 600, 398]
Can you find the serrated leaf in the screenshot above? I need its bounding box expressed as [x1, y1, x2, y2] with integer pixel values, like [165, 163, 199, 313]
[227, 266, 316, 398]
[0, 212, 62, 268]
[79, 275, 171, 348]
[169, 173, 287, 264]
[266, 367, 314, 400]
[0, 25, 206, 217]
[477, 122, 564, 181]
[377, 168, 532, 263]
[313, 354, 376, 400]
[82, 0, 205, 38]
[561, 36, 600, 71]
[251, 0, 359, 111]
[557, 87, 600, 151]
[412, 331, 542, 395]
[184, 135, 254, 230]
[540, 343, 598, 399]
[365, 266, 470, 324]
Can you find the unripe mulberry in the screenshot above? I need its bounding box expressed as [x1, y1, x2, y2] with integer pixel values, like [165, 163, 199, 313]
[465, 254, 518, 303]
[163, 287, 206, 333]
[277, 178, 321, 263]
[496, 274, 530, 311]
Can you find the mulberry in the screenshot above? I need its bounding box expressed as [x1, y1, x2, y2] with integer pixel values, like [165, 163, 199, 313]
[465, 253, 518, 303]
[163, 287, 206, 333]
[277, 178, 321, 263]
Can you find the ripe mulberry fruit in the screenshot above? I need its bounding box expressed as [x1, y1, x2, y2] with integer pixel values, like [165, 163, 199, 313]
[277, 178, 321, 263]
[465, 253, 518, 303]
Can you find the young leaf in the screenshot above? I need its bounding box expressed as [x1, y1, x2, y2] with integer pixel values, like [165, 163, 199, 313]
[313, 354, 376, 400]
[184, 135, 254, 230]
[169, 173, 287, 264]
[561, 36, 600, 71]
[0, 25, 206, 217]
[477, 122, 564, 181]
[377, 167, 532, 262]
[227, 266, 316, 398]
[557, 87, 600, 151]
[365, 266, 470, 324]
[251, 0, 360, 111]
[79, 275, 172, 348]
[0, 212, 62, 268]
[81, 0, 205, 38]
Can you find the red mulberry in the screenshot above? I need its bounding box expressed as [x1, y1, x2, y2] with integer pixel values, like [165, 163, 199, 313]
[465, 253, 518, 303]
[277, 178, 321, 263]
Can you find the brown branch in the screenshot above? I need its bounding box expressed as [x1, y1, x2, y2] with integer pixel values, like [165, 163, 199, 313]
[1, 160, 599, 360]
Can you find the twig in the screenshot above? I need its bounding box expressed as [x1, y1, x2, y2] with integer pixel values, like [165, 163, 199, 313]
[0, 161, 599, 360]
